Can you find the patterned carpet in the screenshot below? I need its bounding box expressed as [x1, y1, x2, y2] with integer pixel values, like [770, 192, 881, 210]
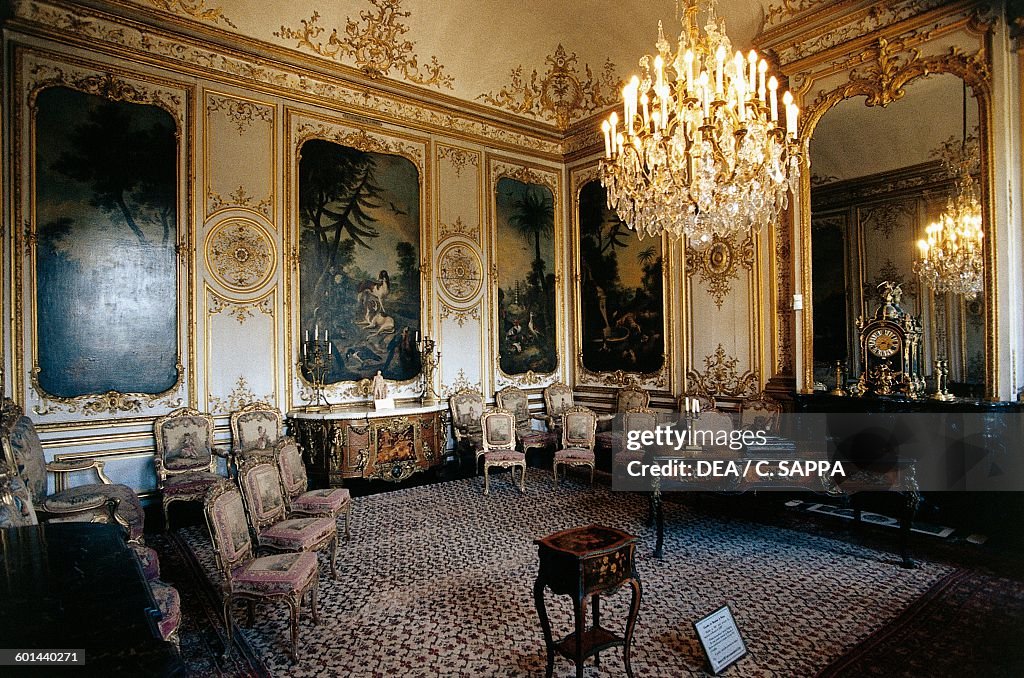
[162, 469, 983, 677]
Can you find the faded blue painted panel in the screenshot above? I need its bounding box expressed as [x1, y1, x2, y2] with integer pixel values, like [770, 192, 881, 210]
[496, 177, 558, 375]
[298, 139, 422, 384]
[34, 87, 179, 398]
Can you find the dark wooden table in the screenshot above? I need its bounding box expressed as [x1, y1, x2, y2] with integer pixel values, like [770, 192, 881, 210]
[0, 522, 185, 675]
[533, 524, 642, 678]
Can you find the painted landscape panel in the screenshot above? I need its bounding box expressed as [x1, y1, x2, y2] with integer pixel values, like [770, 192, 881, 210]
[298, 139, 421, 383]
[496, 177, 558, 375]
[578, 180, 665, 374]
[34, 87, 179, 398]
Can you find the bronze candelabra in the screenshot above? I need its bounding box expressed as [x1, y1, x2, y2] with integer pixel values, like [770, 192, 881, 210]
[931, 358, 955, 401]
[417, 335, 441, 404]
[301, 327, 332, 408]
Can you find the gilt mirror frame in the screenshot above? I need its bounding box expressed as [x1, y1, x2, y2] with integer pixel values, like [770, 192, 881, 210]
[759, 2, 999, 399]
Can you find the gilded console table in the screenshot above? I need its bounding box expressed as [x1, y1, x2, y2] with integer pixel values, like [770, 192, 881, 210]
[533, 524, 642, 678]
[287, 403, 448, 486]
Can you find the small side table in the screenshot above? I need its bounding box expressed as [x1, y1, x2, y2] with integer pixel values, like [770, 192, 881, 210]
[533, 524, 642, 678]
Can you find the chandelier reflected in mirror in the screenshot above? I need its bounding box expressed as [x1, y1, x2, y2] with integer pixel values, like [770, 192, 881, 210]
[599, 0, 801, 245]
[914, 89, 983, 298]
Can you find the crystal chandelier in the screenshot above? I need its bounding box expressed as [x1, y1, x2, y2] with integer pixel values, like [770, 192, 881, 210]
[914, 87, 983, 298]
[599, 0, 801, 245]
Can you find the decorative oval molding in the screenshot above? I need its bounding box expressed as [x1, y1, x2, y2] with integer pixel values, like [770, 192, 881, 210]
[205, 218, 276, 292]
[437, 241, 483, 303]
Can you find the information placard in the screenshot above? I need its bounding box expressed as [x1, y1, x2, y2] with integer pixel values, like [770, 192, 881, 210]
[693, 604, 747, 675]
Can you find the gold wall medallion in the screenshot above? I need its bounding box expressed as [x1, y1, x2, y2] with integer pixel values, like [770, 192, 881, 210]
[274, 3, 454, 89]
[437, 243, 483, 303]
[205, 218, 276, 292]
[686, 235, 755, 310]
[477, 44, 619, 131]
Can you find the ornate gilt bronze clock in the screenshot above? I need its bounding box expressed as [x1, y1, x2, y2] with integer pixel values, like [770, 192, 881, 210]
[854, 281, 925, 397]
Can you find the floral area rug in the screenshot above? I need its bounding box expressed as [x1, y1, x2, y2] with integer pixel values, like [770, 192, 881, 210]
[166, 469, 967, 677]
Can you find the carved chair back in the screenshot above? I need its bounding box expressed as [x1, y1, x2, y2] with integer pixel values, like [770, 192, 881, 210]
[449, 389, 485, 437]
[543, 382, 574, 419]
[480, 409, 517, 454]
[622, 407, 658, 437]
[236, 458, 289, 532]
[230, 402, 283, 454]
[276, 440, 309, 503]
[740, 393, 783, 434]
[614, 386, 650, 413]
[561, 406, 597, 451]
[1, 399, 48, 504]
[153, 408, 218, 480]
[0, 436, 38, 529]
[204, 480, 255, 581]
[495, 386, 532, 432]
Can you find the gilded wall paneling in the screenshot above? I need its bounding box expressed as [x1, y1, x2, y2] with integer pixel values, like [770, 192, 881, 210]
[14, 49, 193, 420]
[685, 235, 756, 310]
[204, 90, 276, 220]
[283, 110, 431, 410]
[9, 0, 562, 159]
[569, 163, 671, 391]
[205, 286, 278, 414]
[486, 156, 563, 391]
[436, 143, 482, 246]
[686, 344, 760, 402]
[204, 216, 277, 293]
[437, 241, 483, 305]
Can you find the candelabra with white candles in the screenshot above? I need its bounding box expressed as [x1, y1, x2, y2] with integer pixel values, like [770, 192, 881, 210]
[301, 324, 332, 408]
[416, 333, 441, 404]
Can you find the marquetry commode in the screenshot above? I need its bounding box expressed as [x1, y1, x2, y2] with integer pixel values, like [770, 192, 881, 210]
[286, 403, 448, 487]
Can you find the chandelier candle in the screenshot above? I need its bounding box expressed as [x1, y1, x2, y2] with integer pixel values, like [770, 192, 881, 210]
[601, 0, 802, 244]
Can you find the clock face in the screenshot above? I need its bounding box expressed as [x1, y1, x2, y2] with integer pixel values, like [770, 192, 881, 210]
[867, 328, 901, 358]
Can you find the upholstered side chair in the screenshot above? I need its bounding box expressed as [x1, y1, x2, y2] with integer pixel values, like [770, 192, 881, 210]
[204, 480, 319, 661]
[1, 398, 144, 540]
[153, 407, 232, 531]
[740, 392, 783, 434]
[230, 402, 292, 463]
[553, 406, 597, 488]
[480, 409, 525, 496]
[276, 439, 352, 541]
[448, 388, 486, 468]
[236, 458, 338, 580]
[496, 385, 556, 454]
[596, 386, 652, 451]
[542, 382, 575, 439]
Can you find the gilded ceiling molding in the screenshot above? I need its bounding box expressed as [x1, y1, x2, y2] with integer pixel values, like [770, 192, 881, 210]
[763, 0, 825, 29]
[143, 0, 236, 28]
[685, 235, 755, 309]
[438, 217, 480, 245]
[811, 161, 952, 211]
[13, 2, 560, 157]
[490, 161, 559, 196]
[30, 365, 184, 416]
[477, 44, 620, 131]
[205, 219, 276, 292]
[274, 3, 454, 89]
[437, 243, 483, 303]
[208, 291, 275, 324]
[439, 303, 481, 327]
[438, 146, 478, 178]
[686, 345, 759, 401]
[208, 185, 273, 219]
[296, 122, 423, 166]
[208, 376, 272, 414]
[206, 94, 273, 134]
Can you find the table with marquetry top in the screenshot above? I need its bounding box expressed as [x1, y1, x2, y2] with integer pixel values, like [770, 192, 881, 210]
[533, 524, 642, 678]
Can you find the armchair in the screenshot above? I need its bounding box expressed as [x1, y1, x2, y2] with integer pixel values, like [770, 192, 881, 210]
[230, 402, 291, 462]
[496, 385, 556, 454]
[153, 407, 231, 531]
[236, 458, 338, 580]
[740, 392, 783, 434]
[553, 406, 597, 488]
[480, 409, 525, 496]
[542, 382, 574, 437]
[596, 386, 651, 450]
[276, 439, 352, 541]
[204, 480, 320, 661]
[1, 398, 143, 540]
[448, 388, 486, 468]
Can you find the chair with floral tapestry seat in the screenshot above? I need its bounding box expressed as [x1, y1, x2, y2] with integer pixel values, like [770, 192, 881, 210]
[595, 386, 651, 452]
[542, 382, 575, 439]
[153, 407, 232, 531]
[739, 392, 783, 435]
[276, 438, 352, 541]
[0, 398, 145, 542]
[613, 407, 660, 469]
[553, 406, 597, 488]
[480, 409, 525, 496]
[449, 388, 486, 469]
[236, 458, 339, 580]
[496, 385, 556, 455]
[230, 402, 292, 463]
[204, 480, 319, 661]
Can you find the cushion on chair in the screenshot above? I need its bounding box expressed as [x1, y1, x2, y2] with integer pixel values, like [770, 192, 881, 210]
[149, 581, 181, 642]
[163, 471, 222, 497]
[483, 450, 524, 463]
[232, 551, 318, 596]
[260, 516, 336, 551]
[595, 431, 622, 448]
[131, 544, 161, 581]
[43, 483, 146, 542]
[520, 430, 555, 448]
[291, 488, 350, 515]
[555, 448, 595, 462]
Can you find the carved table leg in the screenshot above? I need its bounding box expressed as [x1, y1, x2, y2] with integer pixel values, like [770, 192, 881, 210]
[534, 578, 555, 678]
[572, 594, 585, 678]
[653, 489, 665, 559]
[623, 576, 643, 678]
[592, 593, 601, 667]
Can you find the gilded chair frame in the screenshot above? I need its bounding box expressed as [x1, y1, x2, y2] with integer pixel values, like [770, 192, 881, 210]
[153, 407, 230, 530]
[542, 382, 574, 433]
[496, 385, 553, 453]
[230, 401, 287, 460]
[203, 480, 319, 661]
[554, 405, 597, 488]
[449, 387, 486, 465]
[739, 392, 783, 434]
[479, 409, 525, 496]
[276, 439, 352, 541]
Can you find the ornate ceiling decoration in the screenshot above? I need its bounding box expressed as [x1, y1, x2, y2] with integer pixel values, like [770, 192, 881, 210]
[143, 0, 236, 28]
[686, 234, 755, 309]
[274, 2, 454, 89]
[477, 44, 620, 131]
